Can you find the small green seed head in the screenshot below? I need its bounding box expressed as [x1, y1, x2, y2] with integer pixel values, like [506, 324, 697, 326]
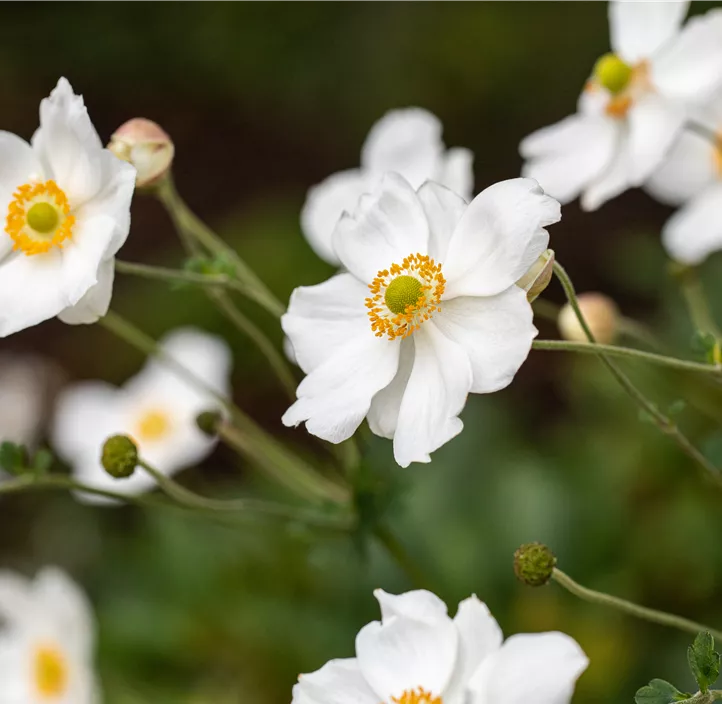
[593, 53, 633, 95]
[384, 275, 423, 315]
[196, 410, 222, 437]
[101, 435, 138, 479]
[514, 542, 556, 587]
[27, 203, 59, 234]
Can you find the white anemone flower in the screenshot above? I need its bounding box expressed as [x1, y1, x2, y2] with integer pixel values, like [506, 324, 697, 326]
[646, 93, 722, 265]
[283, 173, 559, 467]
[0, 77, 136, 337]
[0, 568, 98, 704]
[293, 589, 588, 704]
[301, 108, 474, 265]
[521, 1, 722, 211]
[51, 328, 232, 503]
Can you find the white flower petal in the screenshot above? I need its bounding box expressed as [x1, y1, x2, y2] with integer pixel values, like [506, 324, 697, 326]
[609, 0, 688, 65]
[294, 658, 378, 704]
[417, 181, 467, 263]
[34, 78, 105, 206]
[283, 331, 401, 444]
[442, 178, 560, 299]
[437, 147, 474, 202]
[652, 9, 722, 103]
[374, 589, 449, 625]
[468, 632, 588, 704]
[432, 287, 536, 394]
[356, 616, 458, 700]
[444, 597, 503, 704]
[662, 182, 722, 265]
[627, 93, 686, 186]
[58, 257, 115, 325]
[0, 572, 33, 622]
[361, 108, 444, 189]
[301, 169, 370, 266]
[393, 322, 472, 468]
[282, 274, 370, 374]
[645, 129, 717, 206]
[367, 338, 414, 440]
[333, 173, 430, 283]
[520, 114, 618, 206]
[580, 129, 632, 211]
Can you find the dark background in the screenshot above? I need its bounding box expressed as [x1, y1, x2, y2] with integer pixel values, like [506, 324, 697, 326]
[2, 3, 722, 702]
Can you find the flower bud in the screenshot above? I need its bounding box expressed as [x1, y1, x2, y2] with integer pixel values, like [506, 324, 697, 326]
[593, 53, 633, 95]
[558, 293, 619, 344]
[514, 542, 556, 587]
[517, 249, 554, 302]
[101, 435, 138, 479]
[196, 410, 222, 437]
[108, 118, 174, 188]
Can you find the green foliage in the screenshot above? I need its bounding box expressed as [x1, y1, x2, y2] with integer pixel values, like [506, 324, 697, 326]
[635, 679, 689, 704]
[184, 254, 237, 280]
[0, 441, 26, 476]
[688, 632, 721, 694]
[31, 448, 54, 475]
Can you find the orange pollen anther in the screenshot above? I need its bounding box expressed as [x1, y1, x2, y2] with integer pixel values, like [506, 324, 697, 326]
[366, 253, 445, 341]
[392, 687, 443, 704]
[5, 180, 75, 256]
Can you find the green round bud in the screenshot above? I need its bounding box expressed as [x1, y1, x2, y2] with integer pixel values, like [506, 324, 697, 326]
[513, 542, 556, 587]
[385, 275, 423, 315]
[196, 410, 222, 437]
[593, 53, 633, 95]
[27, 202, 59, 234]
[101, 435, 138, 479]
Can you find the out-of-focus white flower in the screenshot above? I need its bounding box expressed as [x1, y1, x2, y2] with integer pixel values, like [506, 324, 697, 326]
[283, 174, 559, 467]
[293, 589, 588, 704]
[301, 108, 474, 265]
[0, 78, 136, 337]
[521, 2, 722, 211]
[646, 94, 722, 264]
[0, 567, 98, 704]
[0, 354, 62, 448]
[51, 328, 232, 503]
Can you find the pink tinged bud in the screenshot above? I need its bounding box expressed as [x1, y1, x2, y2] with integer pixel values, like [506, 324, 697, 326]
[108, 118, 174, 188]
[558, 293, 620, 344]
[517, 249, 555, 302]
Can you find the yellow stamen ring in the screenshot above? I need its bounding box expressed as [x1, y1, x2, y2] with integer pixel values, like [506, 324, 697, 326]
[34, 644, 68, 698]
[5, 180, 74, 256]
[392, 687, 443, 704]
[366, 253, 445, 340]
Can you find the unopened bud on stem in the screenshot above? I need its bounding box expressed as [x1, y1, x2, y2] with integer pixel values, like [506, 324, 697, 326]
[517, 249, 555, 302]
[101, 435, 138, 479]
[196, 410, 222, 437]
[108, 118, 174, 188]
[558, 293, 619, 344]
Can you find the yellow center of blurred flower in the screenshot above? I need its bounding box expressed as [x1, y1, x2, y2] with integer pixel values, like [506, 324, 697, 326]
[135, 409, 172, 442]
[392, 687, 443, 704]
[34, 644, 68, 698]
[5, 180, 75, 256]
[593, 53, 633, 95]
[366, 253, 445, 340]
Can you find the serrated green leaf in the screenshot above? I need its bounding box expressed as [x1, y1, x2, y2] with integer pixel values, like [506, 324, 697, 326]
[688, 631, 720, 693]
[635, 679, 688, 704]
[0, 442, 26, 475]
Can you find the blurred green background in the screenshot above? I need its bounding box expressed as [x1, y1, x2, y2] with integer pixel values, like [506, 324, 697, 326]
[2, 2, 722, 702]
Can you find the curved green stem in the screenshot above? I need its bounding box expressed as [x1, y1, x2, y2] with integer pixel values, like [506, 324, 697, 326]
[552, 262, 722, 488]
[532, 339, 721, 375]
[156, 176, 285, 318]
[553, 568, 722, 641]
[98, 310, 350, 506]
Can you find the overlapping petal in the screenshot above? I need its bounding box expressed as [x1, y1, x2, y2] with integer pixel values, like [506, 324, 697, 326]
[294, 659, 378, 704]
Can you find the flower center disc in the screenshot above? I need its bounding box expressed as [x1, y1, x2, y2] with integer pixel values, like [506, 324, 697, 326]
[34, 645, 68, 699]
[392, 687, 443, 704]
[366, 253, 445, 340]
[135, 409, 172, 442]
[5, 180, 74, 256]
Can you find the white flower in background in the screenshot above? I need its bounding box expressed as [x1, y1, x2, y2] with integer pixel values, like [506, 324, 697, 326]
[51, 328, 232, 502]
[521, 1, 722, 211]
[293, 589, 588, 704]
[301, 108, 474, 265]
[283, 174, 559, 467]
[646, 93, 722, 265]
[0, 567, 98, 703]
[0, 77, 136, 337]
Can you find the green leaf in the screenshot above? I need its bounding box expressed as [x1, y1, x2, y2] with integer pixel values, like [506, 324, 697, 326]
[635, 679, 689, 704]
[31, 448, 54, 475]
[691, 331, 717, 354]
[667, 400, 687, 417]
[688, 631, 720, 693]
[0, 442, 26, 475]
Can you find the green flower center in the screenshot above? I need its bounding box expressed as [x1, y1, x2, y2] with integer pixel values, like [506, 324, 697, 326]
[26, 202, 59, 234]
[384, 275, 423, 315]
[593, 53, 633, 95]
